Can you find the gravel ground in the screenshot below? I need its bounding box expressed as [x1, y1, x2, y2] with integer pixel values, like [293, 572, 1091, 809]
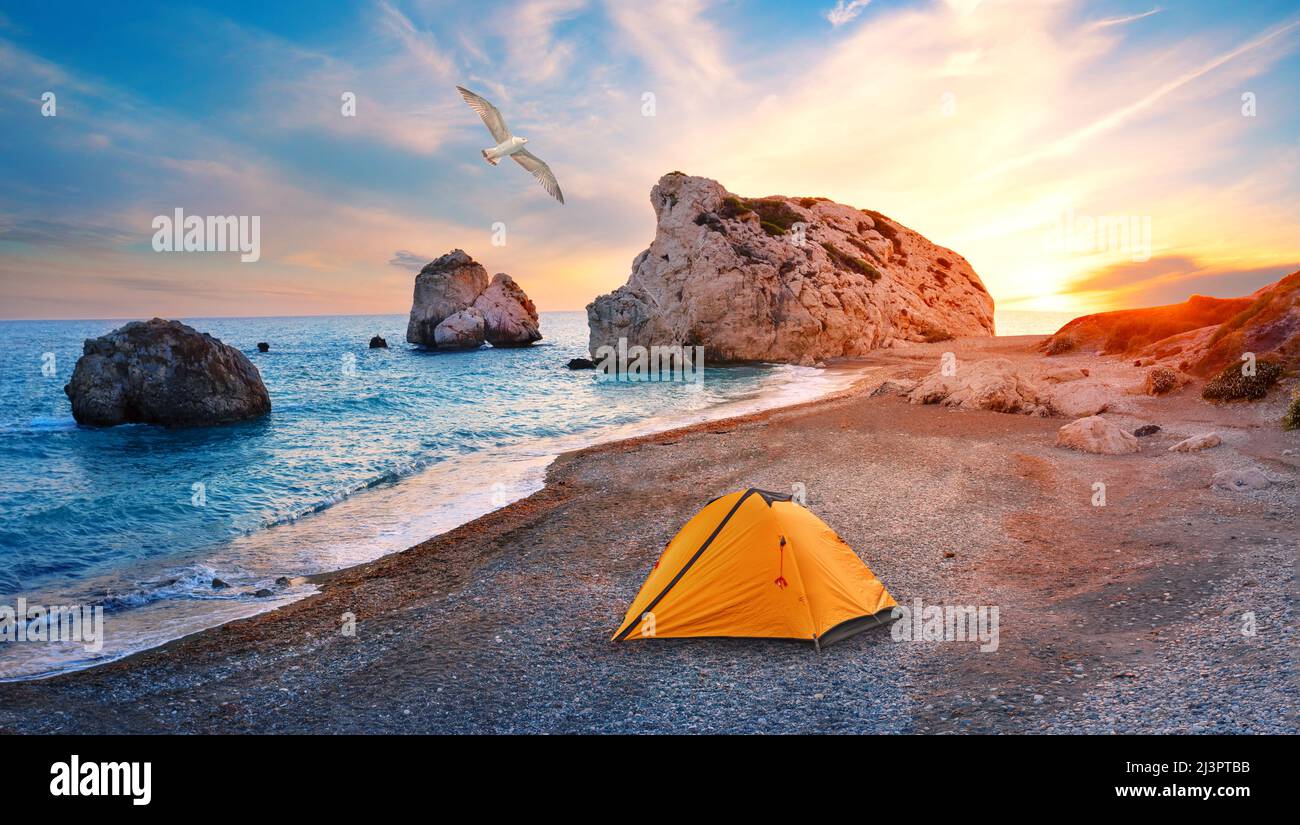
[0, 337, 1294, 734]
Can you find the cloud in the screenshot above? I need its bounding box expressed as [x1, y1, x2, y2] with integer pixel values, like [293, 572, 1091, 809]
[1067, 256, 1300, 307]
[604, 0, 735, 98]
[975, 16, 1300, 182]
[1087, 7, 1162, 31]
[501, 0, 588, 82]
[375, 0, 455, 77]
[825, 1, 871, 28]
[389, 250, 434, 271]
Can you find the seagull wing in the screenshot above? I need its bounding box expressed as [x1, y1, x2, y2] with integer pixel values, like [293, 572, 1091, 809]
[511, 149, 565, 204]
[456, 85, 511, 143]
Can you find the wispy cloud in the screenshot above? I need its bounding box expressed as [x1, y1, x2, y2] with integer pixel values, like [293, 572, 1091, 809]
[375, 0, 455, 77]
[1087, 7, 1162, 31]
[974, 17, 1300, 183]
[389, 250, 434, 271]
[825, 0, 871, 28]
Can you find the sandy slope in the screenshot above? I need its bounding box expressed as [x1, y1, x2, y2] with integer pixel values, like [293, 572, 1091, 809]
[0, 336, 1294, 734]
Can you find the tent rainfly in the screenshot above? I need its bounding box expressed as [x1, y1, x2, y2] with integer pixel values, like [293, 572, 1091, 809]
[612, 489, 897, 648]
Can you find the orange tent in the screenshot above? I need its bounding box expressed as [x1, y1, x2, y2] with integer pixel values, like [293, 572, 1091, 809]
[612, 489, 897, 648]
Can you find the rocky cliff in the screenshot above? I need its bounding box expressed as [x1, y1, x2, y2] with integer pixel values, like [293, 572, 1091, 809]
[1042, 270, 1300, 376]
[587, 173, 994, 364]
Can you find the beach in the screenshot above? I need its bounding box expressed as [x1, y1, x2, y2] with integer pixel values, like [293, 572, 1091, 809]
[0, 334, 1294, 734]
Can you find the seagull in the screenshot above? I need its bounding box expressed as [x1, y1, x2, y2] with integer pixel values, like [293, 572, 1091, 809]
[456, 85, 564, 205]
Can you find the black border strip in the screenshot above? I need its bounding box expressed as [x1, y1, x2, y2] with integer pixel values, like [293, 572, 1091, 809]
[613, 489, 760, 641]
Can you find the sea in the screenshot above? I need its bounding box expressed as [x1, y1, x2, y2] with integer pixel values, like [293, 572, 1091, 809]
[0, 308, 1067, 679]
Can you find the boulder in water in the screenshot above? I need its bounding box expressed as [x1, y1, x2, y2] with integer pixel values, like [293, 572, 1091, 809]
[434, 308, 486, 350]
[406, 250, 489, 346]
[473, 273, 541, 347]
[406, 250, 542, 349]
[64, 318, 271, 427]
[369, 336, 388, 349]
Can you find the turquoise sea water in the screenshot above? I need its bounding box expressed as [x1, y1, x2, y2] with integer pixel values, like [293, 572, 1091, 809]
[0, 311, 861, 679]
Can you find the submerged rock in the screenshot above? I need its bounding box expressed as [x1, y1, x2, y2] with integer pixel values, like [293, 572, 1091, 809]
[567, 357, 596, 370]
[256, 342, 270, 353]
[587, 172, 994, 363]
[1055, 416, 1140, 455]
[369, 336, 388, 349]
[64, 318, 271, 427]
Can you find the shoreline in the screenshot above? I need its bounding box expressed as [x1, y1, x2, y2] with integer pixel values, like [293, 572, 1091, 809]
[0, 356, 877, 682]
[0, 335, 1294, 733]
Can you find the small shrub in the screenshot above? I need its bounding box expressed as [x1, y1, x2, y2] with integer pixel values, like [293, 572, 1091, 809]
[820, 242, 881, 281]
[798, 197, 818, 209]
[1283, 392, 1300, 430]
[747, 198, 803, 233]
[1144, 366, 1179, 395]
[760, 221, 786, 237]
[720, 196, 751, 219]
[1202, 359, 1283, 401]
[1044, 335, 1075, 356]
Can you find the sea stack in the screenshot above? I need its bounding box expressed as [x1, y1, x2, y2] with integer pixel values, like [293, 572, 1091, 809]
[64, 318, 271, 427]
[405, 250, 541, 349]
[586, 172, 995, 364]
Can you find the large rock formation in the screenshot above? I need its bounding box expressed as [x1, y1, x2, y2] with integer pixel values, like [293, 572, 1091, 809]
[1042, 270, 1300, 377]
[406, 250, 489, 346]
[64, 318, 271, 427]
[587, 173, 994, 363]
[405, 250, 541, 349]
[475, 273, 541, 347]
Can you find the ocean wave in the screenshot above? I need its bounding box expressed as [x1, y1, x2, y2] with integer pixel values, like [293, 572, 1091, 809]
[0, 416, 80, 434]
[92, 563, 311, 612]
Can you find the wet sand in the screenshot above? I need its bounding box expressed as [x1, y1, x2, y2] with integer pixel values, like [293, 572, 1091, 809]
[0, 336, 1294, 733]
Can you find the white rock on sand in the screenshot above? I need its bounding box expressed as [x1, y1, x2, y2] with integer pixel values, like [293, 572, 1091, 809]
[1044, 380, 1113, 418]
[909, 358, 1047, 414]
[1169, 433, 1222, 452]
[1212, 468, 1270, 491]
[1055, 416, 1140, 454]
[587, 172, 995, 363]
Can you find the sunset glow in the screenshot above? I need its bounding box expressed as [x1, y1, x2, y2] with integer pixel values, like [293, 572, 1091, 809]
[2, 0, 1297, 319]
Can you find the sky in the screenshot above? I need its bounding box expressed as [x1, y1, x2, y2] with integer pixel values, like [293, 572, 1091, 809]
[0, 0, 1297, 321]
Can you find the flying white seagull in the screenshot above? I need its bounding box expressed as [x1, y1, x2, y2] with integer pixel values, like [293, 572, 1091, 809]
[456, 85, 564, 205]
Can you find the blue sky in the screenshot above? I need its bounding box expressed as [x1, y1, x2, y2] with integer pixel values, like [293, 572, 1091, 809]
[1, 0, 1297, 319]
